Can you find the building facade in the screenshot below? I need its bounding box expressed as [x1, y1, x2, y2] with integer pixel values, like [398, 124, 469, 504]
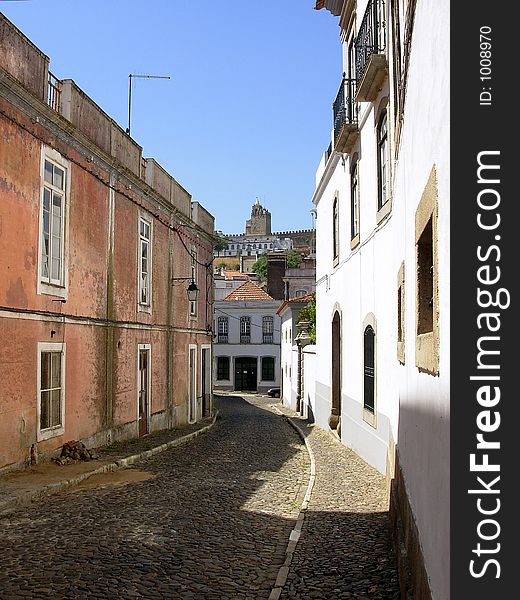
[213, 280, 281, 394]
[0, 15, 215, 472]
[313, 1, 449, 599]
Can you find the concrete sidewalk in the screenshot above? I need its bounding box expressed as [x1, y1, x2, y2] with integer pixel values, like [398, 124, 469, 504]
[0, 411, 218, 516]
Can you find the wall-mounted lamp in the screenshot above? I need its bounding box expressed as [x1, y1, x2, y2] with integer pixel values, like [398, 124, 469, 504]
[172, 277, 199, 303]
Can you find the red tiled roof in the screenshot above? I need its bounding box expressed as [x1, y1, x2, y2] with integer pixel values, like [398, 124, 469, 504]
[223, 280, 274, 301]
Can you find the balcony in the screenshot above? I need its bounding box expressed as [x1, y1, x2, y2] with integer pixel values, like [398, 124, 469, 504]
[47, 71, 61, 112]
[217, 334, 228, 344]
[355, 0, 388, 102]
[333, 76, 359, 153]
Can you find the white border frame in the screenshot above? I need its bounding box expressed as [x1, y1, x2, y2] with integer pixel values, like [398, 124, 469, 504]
[36, 341, 66, 441]
[188, 344, 198, 423]
[137, 343, 152, 433]
[137, 213, 153, 314]
[37, 146, 71, 299]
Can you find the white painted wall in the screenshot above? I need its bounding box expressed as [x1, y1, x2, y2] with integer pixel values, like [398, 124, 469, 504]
[213, 300, 281, 393]
[313, 1, 450, 598]
[391, 1, 450, 598]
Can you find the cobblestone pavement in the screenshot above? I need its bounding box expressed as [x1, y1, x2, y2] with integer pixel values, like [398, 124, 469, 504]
[271, 404, 401, 600]
[0, 395, 309, 599]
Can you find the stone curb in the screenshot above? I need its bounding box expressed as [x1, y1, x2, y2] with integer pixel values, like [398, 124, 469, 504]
[268, 408, 317, 600]
[0, 410, 219, 516]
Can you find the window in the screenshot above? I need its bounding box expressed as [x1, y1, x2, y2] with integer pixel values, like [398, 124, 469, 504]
[190, 247, 198, 317]
[261, 357, 275, 381]
[240, 316, 251, 344]
[295, 290, 307, 298]
[350, 159, 360, 243]
[138, 216, 151, 307]
[217, 316, 229, 343]
[415, 166, 439, 375]
[332, 196, 339, 263]
[377, 110, 389, 210]
[217, 356, 230, 380]
[262, 316, 274, 344]
[397, 262, 405, 364]
[39, 149, 69, 297]
[363, 326, 376, 414]
[37, 343, 65, 441]
[417, 218, 433, 335]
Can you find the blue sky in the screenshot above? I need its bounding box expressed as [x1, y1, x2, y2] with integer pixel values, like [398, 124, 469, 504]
[1, 1, 341, 234]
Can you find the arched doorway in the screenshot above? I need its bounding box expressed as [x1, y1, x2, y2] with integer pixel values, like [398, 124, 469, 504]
[329, 311, 341, 432]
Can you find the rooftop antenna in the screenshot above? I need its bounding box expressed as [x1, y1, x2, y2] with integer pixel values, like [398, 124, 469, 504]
[126, 73, 171, 136]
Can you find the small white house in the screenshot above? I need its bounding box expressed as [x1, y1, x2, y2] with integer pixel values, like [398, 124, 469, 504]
[277, 294, 314, 413]
[213, 280, 281, 393]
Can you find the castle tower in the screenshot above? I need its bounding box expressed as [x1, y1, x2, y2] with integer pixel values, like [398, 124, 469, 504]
[245, 198, 272, 237]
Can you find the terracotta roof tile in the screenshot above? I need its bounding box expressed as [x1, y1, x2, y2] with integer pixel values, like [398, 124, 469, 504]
[223, 280, 274, 301]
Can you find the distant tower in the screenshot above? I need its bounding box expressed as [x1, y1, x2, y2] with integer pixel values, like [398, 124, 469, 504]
[245, 198, 272, 237]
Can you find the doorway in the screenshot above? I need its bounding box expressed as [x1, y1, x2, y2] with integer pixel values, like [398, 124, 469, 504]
[138, 345, 151, 436]
[330, 311, 342, 431]
[189, 345, 197, 423]
[234, 357, 257, 391]
[201, 346, 211, 417]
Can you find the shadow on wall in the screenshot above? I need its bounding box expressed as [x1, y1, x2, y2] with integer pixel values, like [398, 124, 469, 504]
[390, 399, 450, 600]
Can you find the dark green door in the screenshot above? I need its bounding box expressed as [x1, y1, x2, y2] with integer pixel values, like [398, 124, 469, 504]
[234, 357, 257, 391]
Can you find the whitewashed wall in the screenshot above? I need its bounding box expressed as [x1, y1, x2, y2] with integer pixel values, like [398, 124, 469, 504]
[392, 1, 450, 598]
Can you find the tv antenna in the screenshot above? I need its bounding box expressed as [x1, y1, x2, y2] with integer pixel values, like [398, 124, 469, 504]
[126, 73, 171, 136]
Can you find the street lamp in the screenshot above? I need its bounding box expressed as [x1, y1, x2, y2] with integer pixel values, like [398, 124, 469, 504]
[186, 280, 199, 303]
[171, 277, 199, 302]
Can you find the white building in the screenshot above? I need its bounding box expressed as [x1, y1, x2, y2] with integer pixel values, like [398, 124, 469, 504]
[277, 295, 314, 414]
[312, 1, 449, 599]
[213, 280, 281, 393]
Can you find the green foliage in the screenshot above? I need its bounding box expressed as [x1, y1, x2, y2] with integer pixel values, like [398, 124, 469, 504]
[296, 293, 316, 343]
[213, 231, 228, 253]
[286, 250, 303, 268]
[252, 255, 268, 281]
[252, 250, 302, 282]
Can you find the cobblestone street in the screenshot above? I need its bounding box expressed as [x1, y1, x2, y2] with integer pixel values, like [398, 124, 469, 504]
[0, 395, 400, 599]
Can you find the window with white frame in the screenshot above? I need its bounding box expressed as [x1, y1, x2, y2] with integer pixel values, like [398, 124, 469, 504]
[240, 316, 251, 344]
[40, 154, 68, 289]
[332, 196, 339, 263]
[377, 110, 389, 210]
[351, 158, 360, 242]
[217, 316, 229, 343]
[138, 216, 151, 307]
[261, 356, 275, 381]
[262, 316, 274, 344]
[38, 343, 65, 440]
[217, 356, 230, 380]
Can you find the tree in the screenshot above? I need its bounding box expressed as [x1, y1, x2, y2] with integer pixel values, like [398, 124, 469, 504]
[286, 250, 303, 269]
[213, 231, 228, 254]
[252, 254, 268, 281]
[296, 293, 316, 343]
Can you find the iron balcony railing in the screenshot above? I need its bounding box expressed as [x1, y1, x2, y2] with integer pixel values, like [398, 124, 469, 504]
[240, 334, 251, 344]
[263, 334, 274, 344]
[333, 75, 357, 144]
[355, 0, 386, 83]
[47, 71, 62, 112]
[217, 334, 229, 344]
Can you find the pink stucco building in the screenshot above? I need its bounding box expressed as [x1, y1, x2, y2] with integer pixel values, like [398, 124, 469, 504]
[0, 14, 215, 472]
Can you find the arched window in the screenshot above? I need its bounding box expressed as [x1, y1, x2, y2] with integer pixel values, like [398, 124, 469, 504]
[363, 325, 375, 414]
